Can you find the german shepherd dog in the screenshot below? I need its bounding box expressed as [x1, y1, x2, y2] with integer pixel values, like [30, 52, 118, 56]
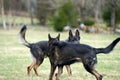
[48, 34, 120, 80]
[19, 25, 80, 76]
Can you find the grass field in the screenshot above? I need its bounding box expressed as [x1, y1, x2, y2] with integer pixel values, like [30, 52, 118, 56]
[0, 27, 120, 80]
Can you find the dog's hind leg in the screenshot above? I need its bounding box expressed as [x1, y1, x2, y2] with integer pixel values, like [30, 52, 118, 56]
[92, 69, 103, 80]
[65, 65, 72, 76]
[33, 63, 40, 76]
[33, 58, 44, 76]
[84, 64, 102, 80]
[27, 61, 36, 76]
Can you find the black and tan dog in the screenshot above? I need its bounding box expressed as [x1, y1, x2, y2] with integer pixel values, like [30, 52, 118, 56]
[19, 25, 80, 76]
[48, 34, 120, 80]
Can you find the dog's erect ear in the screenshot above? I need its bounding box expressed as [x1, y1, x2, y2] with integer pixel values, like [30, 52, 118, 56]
[48, 34, 52, 41]
[69, 30, 73, 37]
[75, 29, 80, 37]
[56, 33, 60, 41]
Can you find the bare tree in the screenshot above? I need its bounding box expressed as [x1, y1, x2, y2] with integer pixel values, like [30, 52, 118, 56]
[94, 0, 101, 23]
[73, 0, 86, 21]
[72, 0, 96, 21]
[27, 0, 34, 25]
[0, 0, 7, 30]
[36, 0, 55, 25]
[110, 0, 117, 30]
[104, 0, 120, 31]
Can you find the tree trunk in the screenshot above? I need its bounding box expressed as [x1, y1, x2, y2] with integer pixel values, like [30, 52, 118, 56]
[94, 0, 101, 23]
[80, 0, 85, 21]
[110, 7, 115, 31]
[40, 17, 46, 25]
[30, 8, 34, 25]
[8, 1, 12, 29]
[27, 0, 34, 25]
[1, 0, 7, 30]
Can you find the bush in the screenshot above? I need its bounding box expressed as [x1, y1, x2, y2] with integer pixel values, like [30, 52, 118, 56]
[115, 9, 120, 23]
[60, 1, 78, 27]
[35, 0, 54, 25]
[102, 8, 120, 26]
[53, 15, 67, 31]
[102, 9, 111, 26]
[83, 18, 95, 26]
[52, 1, 78, 31]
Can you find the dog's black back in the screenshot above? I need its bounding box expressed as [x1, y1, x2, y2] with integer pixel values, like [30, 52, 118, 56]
[29, 41, 49, 60]
[49, 38, 120, 65]
[49, 41, 96, 65]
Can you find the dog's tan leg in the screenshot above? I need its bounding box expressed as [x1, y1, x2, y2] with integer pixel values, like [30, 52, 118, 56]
[49, 65, 56, 80]
[33, 57, 44, 76]
[33, 63, 40, 76]
[56, 66, 63, 80]
[27, 61, 36, 76]
[65, 65, 72, 76]
[83, 64, 103, 80]
[92, 69, 103, 80]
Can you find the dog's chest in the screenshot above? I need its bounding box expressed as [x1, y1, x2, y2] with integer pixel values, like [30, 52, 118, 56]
[55, 48, 59, 60]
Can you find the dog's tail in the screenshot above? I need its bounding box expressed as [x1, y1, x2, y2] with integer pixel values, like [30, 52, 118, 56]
[95, 38, 120, 54]
[19, 25, 30, 48]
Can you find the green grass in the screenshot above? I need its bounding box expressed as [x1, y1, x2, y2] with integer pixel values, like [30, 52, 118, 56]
[0, 27, 120, 80]
[0, 15, 39, 25]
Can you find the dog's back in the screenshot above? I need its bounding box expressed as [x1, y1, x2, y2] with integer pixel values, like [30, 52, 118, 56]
[29, 41, 49, 59]
[19, 25, 49, 58]
[49, 37, 120, 66]
[53, 42, 94, 61]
